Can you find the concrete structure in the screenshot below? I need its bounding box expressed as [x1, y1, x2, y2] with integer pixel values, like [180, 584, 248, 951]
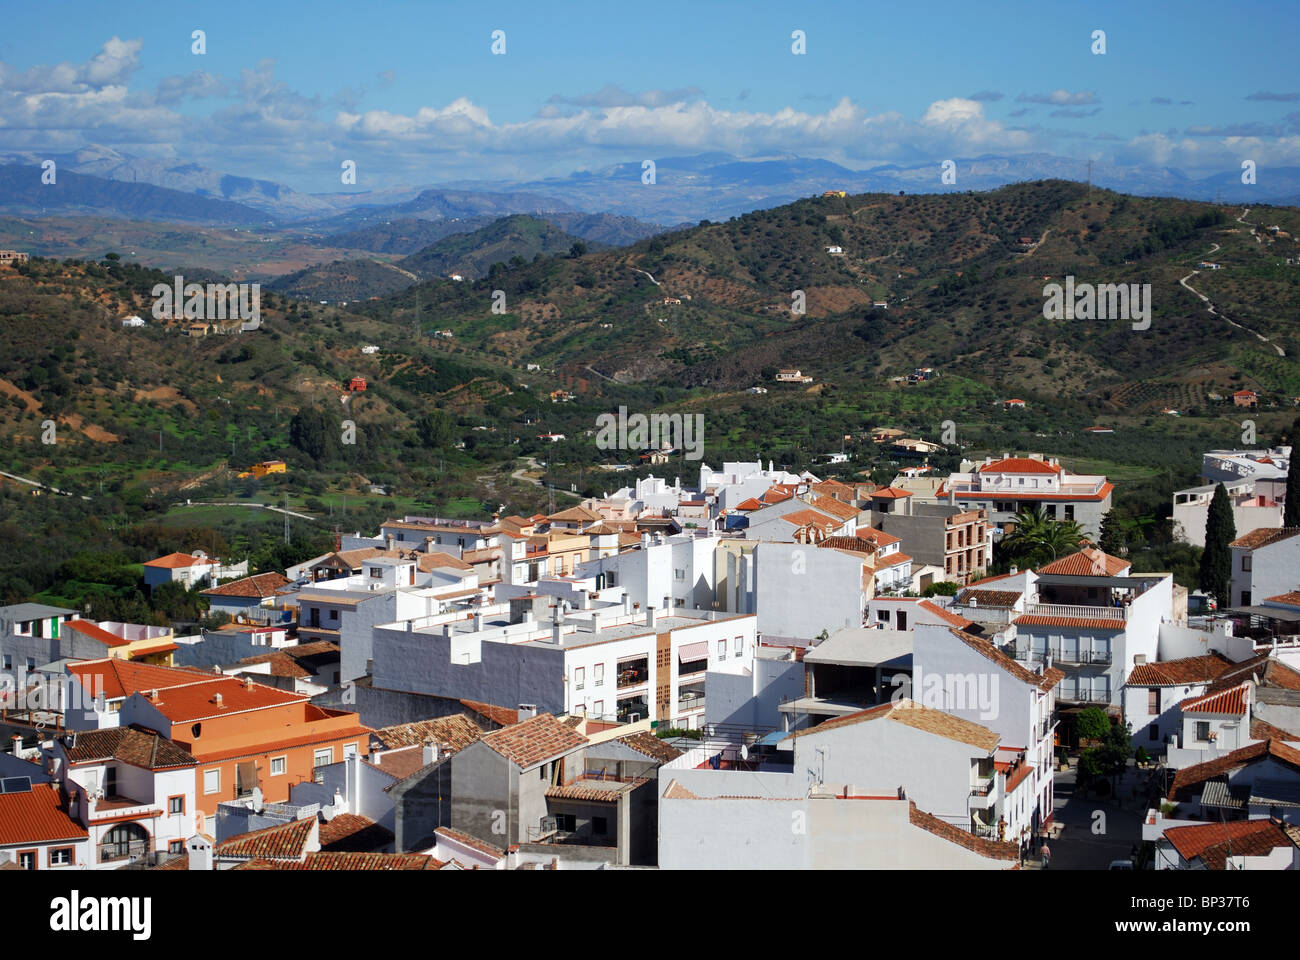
[1229, 528, 1300, 609]
[938, 455, 1113, 540]
[1173, 479, 1284, 547]
[877, 502, 990, 585]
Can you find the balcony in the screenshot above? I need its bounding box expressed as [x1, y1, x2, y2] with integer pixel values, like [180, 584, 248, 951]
[1023, 602, 1126, 623]
[1008, 644, 1112, 665]
[617, 659, 649, 689]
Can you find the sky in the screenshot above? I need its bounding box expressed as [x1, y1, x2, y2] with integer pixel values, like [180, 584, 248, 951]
[1, 0, 1298, 192]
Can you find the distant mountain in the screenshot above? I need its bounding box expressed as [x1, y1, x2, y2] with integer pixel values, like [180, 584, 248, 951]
[0, 164, 271, 225]
[270, 214, 590, 299]
[317, 216, 502, 254]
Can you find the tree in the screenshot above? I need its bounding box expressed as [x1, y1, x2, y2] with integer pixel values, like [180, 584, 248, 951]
[1076, 706, 1110, 742]
[416, 410, 454, 450]
[1199, 483, 1235, 608]
[569, 241, 588, 259]
[1285, 427, 1300, 527]
[1099, 512, 1126, 557]
[289, 407, 335, 461]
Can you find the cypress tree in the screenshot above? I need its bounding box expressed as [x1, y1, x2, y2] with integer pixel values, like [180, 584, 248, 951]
[1285, 436, 1300, 527]
[1200, 483, 1236, 609]
[1099, 512, 1125, 557]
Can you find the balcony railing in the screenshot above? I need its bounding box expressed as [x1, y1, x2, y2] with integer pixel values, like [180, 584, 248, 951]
[1008, 644, 1112, 665]
[1023, 602, 1126, 622]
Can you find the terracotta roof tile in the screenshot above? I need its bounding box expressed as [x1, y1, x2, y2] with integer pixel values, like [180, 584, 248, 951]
[908, 802, 1019, 860]
[459, 699, 518, 727]
[480, 713, 587, 769]
[616, 731, 684, 763]
[201, 572, 291, 598]
[785, 700, 999, 752]
[951, 629, 1063, 693]
[1170, 740, 1300, 800]
[372, 715, 482, 753]
[977, 457, 1062, 475]
[918, 600, 973, 629]
[547, 778, 647, 802]
[435, 826, 506, 859]
[215, 816, 316, 860]
[1037, 546, 1128, 576]
[144, 552, 215, 569]
[962, 590, 1022, 607]
[66, 659, 215, 701]
[237, 851, 440, 870]
[0, 784, 87, 845]
[1179, 684, 1249, 716]
[142, 676, 307, 722]
[1250, 716, 1300, 741]
[1127, 654, 1236, 687]
[1229, 527, 1300, 550]
[62, 726, 196, 770]
[1264, 591, 1300, 606]
[318, 814, 394, 852]
[1164, 818, 1292, 869]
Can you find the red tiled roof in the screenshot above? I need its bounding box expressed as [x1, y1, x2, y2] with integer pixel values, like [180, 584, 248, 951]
[216, 816, 316, 860]
[1179, 684, 1248, 716]
[1229, 527, 1300, 550]
[201, 572, 291, 599]
[1250, 716, 1300, 742]
[1164, 818, 1292, 870]
[141, 676, 307, 722]
[951, 629, 1063, 693]
[784, 700, 999, 752]
[961, 589, 1022, 607]
[547, 778, 647, 802]
[1127, 654, 1235, 687]
[144, 552, 215, 569]
[435, 826, 506, 859]
[871, 486, 913, 499]
[480, 713, 587, 769]
[460, 699, 518, 727]
[66, 658, 213, 701]
[908, 802, 1019, 861]
[1037, 546, 1128, 576]
[735, 498, 766, 511]
[1264, 591, 1300, 607]
[62, 726, 196, 770]
[64, 619, 135, 648]
[237, 851, 440, 870]
[1170, 740, 1300, 800]
[0, 784, 87, 846]
[1014, 614, 1126, 630]
[978, 457, 1061, 475]
[318, 814, 394, 852]
[918, 600, 973, 629]
[373, 715, 482, 753]
[616, 731, 684, 763]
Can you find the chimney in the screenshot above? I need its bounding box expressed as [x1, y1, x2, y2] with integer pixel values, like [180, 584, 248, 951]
[552, 619, 563, 644]
[645, 606, 657, 629]
[148, 688, 161, 702]
[473, 613, 484, 632]
[187, 834, 214, 871]
[384, 533, 395, 551]
[213, 692, 223, 706]
[1009, 565, 1018, 575]
[1134, 654, 1147, 665]
[10, 734, 21, 757]
[424, 536, 435, 553]
[442, 623, 453, 639]
[422, 739, 439, 766]
[623, 594, 632, 615]
[641, 532, 650, 549]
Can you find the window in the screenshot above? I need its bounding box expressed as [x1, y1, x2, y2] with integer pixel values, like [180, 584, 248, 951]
[0, 655, 9, 669]
[674, 568, 685, 581]
[343, 743, 358, 762]
[593, 663, 604, 687]
[717, 639, 726, 659]
[1149, 724, 1159, 741]
[734, 636, 744, 657]
[554, 814, 576, 832]
[370, 567, 382, 578]
[203, 769, 220, 795]
[539, 763, 549, 781]
[24, 658, 34, 672]
[314, 748, 334, 767]
[575, 666, 585, 691]
[592, 816, 608, 836]
[1148, 689, 1159, 715]
[50, 847, 73, 866]
[329, 609, 339, 620]
[1064, 505, 1075, 521]
[191, 723, 202, 739]
[100, 823, 148, 862]
[168, 795, 184, 816]
[593, 700, 603, 716]
[1195, 721, 1211, 742]
[897, 611, 907, 631]
[168, 840, 184, 856]
[270, 756, 287, 776]
[1241, 555, 1252, 572]
[18, 850, 36, 870]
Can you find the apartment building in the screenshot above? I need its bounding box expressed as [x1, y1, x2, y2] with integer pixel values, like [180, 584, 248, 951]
[1172, 479, 1283, 547]
[1229, 528, 1300, 609]
[938, 454, 1113, 540]
[877, 502, 990, 585]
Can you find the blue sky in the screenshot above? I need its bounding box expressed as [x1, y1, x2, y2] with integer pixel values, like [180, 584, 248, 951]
[1, 0, 1298, 190]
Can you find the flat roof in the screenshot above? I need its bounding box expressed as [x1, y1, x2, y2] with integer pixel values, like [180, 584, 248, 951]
[804, 628, 913, 668]
[1225, 605, 1300, 623]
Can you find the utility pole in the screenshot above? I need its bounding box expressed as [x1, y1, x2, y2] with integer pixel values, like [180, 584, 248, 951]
[284, 492, 291, 545]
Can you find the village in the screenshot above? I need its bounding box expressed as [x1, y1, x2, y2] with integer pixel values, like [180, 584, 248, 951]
[2, 442, 1298, 872]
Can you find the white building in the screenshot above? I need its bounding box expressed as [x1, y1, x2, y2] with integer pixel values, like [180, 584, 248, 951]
[939, 454, 1113, 540]
[1229, 528, 1300, 609]
[1173, 478, 1284, 547]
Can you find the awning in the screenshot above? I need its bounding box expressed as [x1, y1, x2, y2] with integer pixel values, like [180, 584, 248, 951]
[235, 761, 259, 794]
[678, 641, 709, 662]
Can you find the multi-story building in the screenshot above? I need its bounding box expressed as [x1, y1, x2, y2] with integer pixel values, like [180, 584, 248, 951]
[1229, 528, 1300, 609]
[1173, 479, 1284, 547]
[937, 455, 1113, 540]
[877, 502, 990, 585]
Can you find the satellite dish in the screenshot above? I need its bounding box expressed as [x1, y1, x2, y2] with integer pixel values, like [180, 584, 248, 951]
[740, 744, 749, 761]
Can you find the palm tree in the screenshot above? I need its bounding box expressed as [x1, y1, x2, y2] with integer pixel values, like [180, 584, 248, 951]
[1000, 505, 1085, 567]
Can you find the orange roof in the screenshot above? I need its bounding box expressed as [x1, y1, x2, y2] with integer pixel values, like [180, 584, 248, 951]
[977, 457, 1061, 475]
[950, 629, 1063, 693]
[0, 783, 87, 846]
[216, 816, 316, 860]
[1170, 740, 1300, 800]
[874, 552, 913, 569]
[67, 658, 214, 700]
[1127, 654, 1235, 687]
[1037, 546, 1128, 577]
[857, 528, 901, 546]
[1230, 527, 1300, 550]
[1179, 683, 1248, 716]
[144, 552, 215, 569]
[735, 498, 766, 511]
[1014, 615, 1126, 631]
[63, 619, 131, 648]
[1264, 592, 1300, 607]
[871, 486, 913, 499]
[918, 600, 973, 629]
[201, 572, 291, 599]
[1164, 818, 1291, 870]
[141, 676, 307, 722]
[480, 713, 587, 769]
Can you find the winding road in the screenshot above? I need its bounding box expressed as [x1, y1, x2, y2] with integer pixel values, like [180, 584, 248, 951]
[1179, 229, 1284, 356]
